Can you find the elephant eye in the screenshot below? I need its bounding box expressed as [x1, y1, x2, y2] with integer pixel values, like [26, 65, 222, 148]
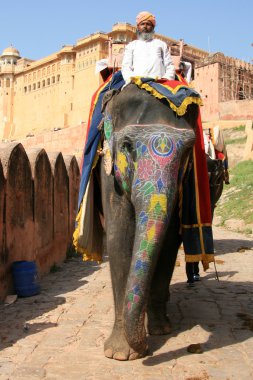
[121, 138, 133, 153]
[119, 137, 137, 162]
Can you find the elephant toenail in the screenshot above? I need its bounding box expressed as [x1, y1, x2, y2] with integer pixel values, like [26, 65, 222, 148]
[104, 348, 113, 358]
[113, 351, 128, 361]
[129, 352, 141, 360]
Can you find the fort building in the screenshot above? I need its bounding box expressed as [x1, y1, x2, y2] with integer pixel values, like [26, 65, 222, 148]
[194, 53, 253, 121]
[0, 23, 252, 147]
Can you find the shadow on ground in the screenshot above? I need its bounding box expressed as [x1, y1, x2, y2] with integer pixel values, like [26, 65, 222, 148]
[143, 273, 253, 366]
[0, 256, 102, 351]
[214, 238, 253, 254]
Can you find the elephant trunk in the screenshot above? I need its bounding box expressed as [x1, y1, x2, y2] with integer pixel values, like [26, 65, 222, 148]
[123, 191, 176, 353]
[115, 123, 196, 353]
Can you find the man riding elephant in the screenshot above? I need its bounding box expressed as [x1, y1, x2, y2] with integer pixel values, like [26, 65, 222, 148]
[74, 11, 214, 361]
[121, 11, 175, 84]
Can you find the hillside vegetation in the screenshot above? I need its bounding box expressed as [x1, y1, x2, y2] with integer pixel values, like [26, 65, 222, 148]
[214, 124, 252, 235]
[215, 160, 253, 234]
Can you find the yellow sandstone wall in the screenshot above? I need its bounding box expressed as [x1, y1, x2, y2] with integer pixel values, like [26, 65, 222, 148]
[0, 37, 108, 141]
[1, 23, 211, 143]
[1, 23, 252, 143]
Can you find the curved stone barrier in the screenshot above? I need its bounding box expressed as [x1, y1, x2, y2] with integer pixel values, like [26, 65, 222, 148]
[28, 148, 54, 275]
[64, 155, 80, 245]
[48, 152, 69, 265]
[0, 158, 6, 297]
[0, 158, 5, 259]
[4, 143, 34, 263]
[0, 143, 34, 300]
[0, 143, 80, 301]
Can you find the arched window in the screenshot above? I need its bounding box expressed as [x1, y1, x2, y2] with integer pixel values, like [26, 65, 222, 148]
[6, 78, 10, 87]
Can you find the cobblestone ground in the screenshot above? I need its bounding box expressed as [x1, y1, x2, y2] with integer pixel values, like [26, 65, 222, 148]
[0, 226, 253, 380]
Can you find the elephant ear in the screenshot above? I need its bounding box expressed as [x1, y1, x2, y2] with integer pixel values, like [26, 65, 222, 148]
[101, 89, 119, 113]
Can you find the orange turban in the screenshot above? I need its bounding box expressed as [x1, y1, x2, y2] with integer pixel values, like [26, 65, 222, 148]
[136, 11, 156, 27]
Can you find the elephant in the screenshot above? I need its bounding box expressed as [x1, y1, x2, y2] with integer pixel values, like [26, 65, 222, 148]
[98, 83, 204, 361]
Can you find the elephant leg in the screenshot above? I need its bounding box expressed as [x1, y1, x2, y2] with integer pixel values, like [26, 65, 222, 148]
[147, 209, 181, 335]
[102, 174, 145, 360]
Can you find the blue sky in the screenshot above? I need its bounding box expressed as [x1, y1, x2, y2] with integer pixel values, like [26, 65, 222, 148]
[0, 0, 252, 63]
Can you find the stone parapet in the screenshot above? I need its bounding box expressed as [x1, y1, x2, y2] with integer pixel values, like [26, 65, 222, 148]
[0, 143, 80, 301]
[18, 123, 86, 167]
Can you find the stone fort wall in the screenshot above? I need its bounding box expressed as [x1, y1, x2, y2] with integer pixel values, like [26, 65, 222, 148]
[0, 23, 210, 143]
[1, 23, 252, 148]
[0, 143, 80, 301]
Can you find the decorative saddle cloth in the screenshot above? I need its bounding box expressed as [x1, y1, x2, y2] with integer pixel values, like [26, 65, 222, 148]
[73, 71, 214, 266]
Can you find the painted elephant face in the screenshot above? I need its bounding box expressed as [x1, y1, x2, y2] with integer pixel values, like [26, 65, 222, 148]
[110, 123, 195, 202]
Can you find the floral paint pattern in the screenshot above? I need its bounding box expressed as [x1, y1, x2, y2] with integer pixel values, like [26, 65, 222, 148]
[104, 120, 195, 312]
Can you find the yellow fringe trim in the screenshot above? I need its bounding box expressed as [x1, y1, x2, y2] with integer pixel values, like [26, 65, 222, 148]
[182, 223, 212, 228]
[80, 247, 102, 264]
[93, 141, 101, 169]
[73, 200, 103, 264]
[132, 76, 189, 94]
[72, 147, 103, 263]
[131, 77, 203, 116]
[185, 254, 214, 263]
[72, 201, 83, 253]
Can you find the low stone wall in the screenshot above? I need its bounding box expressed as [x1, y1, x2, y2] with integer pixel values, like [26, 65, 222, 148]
[218, 99, 253, 121]
[0, 143, 80, 302]
[201, 99, 253, 123]
[18, 123, 87, 165]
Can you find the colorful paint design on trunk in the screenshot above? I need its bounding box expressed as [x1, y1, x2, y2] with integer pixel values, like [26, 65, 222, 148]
[126, 133, 177, 312]
[127, 193, 168, 312]
[104, 123, 194, 313]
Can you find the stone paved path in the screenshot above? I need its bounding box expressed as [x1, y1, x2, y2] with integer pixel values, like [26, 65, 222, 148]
[0, 226, 253, 380]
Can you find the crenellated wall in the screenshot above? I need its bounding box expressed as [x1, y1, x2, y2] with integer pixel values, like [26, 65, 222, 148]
[0, 143, 80, 301]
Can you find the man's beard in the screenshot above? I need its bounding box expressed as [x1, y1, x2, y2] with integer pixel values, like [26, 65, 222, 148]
[137, 30, 154, 41]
